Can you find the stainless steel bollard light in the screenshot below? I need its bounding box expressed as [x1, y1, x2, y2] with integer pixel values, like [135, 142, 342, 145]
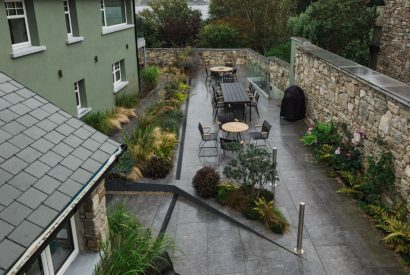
[294, 202, 305, 255]
[270, 147, 278, 193]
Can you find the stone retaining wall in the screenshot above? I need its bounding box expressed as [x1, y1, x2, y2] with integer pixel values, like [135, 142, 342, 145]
[143, 48, 290, 91]
[78, 181, 108, 251]
[377, 0, 410, 84]
[295, 45, 410, 211]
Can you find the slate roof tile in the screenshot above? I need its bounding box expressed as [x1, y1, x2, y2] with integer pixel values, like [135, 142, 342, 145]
[0, 220, 13, 240]
[52, 142, 73, 157]
[36, 119, 57, 132]
[9, 81, 23, 89]
[33, 175, 61, 195]
[8, 221, 42, 248]
[0, 142, 20, 159]
[0, 184, 22, 206]
[0, 109, 19, 123]
[100, 141, 119, 155]
[17, 187, 47, 209]
[29, 108, 49, 120]
[91, 150, 110, 164]
[73, 127, 93, 140]
[43, 130, 65, 144]
[2, 121, 26, 136]
[16, 147, 41, 164]
[44, 191, 71, 212]
[0, 98, 11, 109]
[38, 151, 63, 167]
[0, 129, 12, 143]
[3, 93, 24, 104]
[0, 239, 25, 270]
[82, 158, 101, 173]
[23, 125, 46, 140]
[90, 131, 108, 143]
[27, 205, 58, 228]
[22, 97, 43, 110]
[55, 124, 75, 136]
[60, 155, 83, 171]
[15, 88, 35, 99]
[48, 164, 73, 182]
[58, 110, 71, 118]
[16, 114, 39, 128]
[31, 138, 54, 154]
[0, 201, 31, 226]
[0, 157, 28, 175]
[65, 118, 83, 129]
[33, 95, 47, 104]
[48, 112, 67, 125]
[70, 168, 93, 184]
[71, 146, 93, 161]
[0, 74, 11, 84]
[0, 168, 13, 186]
[8, 133, 33, 149]
[58, 179, 82, 197]
[0, 82, 18, 94]
[82, 139, 101, 152]
[25, 160, 51, 178]
[62, 135, 83, 148]
[8, 172, 37, 192]
[40, 103, 59, 114]
[9, 103, 31, 115]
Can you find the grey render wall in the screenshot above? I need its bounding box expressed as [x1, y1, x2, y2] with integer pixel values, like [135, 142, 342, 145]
[377, 0, 410, 84]
[0, 0, 139, 116]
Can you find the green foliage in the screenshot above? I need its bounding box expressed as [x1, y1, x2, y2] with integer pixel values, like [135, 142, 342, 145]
[253, 197, 289, 233]
[139, 0, 202, 47]
[112, 151, 135, 174]
[216, 181, 238, 204]
[140, 66, 160, 90]
[82, 111, 113, 135]
[265, 41, 291, 62]
[223, 146, 279, 194]
[192, 167, 221, 198]
[95, 204, 175, 274]
[198, 23, 242, 48]
[288, 0, 377, 65]
[301, 122, 339, 146]
[209, 0, 297, 53]
[115, 92, 139, 108]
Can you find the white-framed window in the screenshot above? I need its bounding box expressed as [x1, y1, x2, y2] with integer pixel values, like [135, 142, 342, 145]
[4, 0, 31, 49]
[63, 0, 73, 37]
[22, 218, 79, 275]
[74, 81, 81, 110]
[100, 0, 127, 28]
[112, 61, 122, 85]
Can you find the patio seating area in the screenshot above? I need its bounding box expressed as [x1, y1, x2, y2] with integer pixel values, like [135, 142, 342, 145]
[107, 65, 406, 274]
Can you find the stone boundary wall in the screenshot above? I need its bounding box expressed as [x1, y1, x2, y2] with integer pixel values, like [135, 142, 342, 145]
[142, 48, 290, 91]
[295, 44, 410, 211]
[377, 0, 410, 85]
[78, 181, 108, 251]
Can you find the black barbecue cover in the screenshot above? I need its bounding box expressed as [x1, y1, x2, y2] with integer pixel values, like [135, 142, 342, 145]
[280, 85, 306, 121]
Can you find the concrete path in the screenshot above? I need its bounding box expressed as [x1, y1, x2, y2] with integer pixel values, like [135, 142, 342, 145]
[108, 66, 406, 275]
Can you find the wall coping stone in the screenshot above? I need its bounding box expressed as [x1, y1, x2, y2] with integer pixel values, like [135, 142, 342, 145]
[298, 44, 410, 106]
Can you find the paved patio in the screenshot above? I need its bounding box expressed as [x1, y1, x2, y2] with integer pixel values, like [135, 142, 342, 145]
[107, 66, 406, 275]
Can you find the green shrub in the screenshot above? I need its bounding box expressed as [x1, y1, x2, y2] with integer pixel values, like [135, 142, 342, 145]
[253, 197, 289, 234]
[265, 41, 291, 62]
[143, 156, 173, 179]
[198, 23, 241, 48]
[112, 151, 135, 174]
[82, 111, 112, 134]
[192, 167, 220, 198]
[115, 92, 139, 108]
[95, 204, 175, 274]
[141, 66, 160, 89]
[216, 181, 238, 204]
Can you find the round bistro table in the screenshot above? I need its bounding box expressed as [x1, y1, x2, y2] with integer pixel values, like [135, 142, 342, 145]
[210, 66, 233, 73]
[222, 122, 249, 140]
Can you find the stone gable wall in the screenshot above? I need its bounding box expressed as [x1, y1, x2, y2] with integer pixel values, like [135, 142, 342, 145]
[296, 48, 410, 210]
[78, 181, 108, 251]
[377, 0, 410, 84]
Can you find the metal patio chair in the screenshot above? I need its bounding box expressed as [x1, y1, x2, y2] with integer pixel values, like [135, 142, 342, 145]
[198, 122, 219, 157]
[248, 120, 272, 150]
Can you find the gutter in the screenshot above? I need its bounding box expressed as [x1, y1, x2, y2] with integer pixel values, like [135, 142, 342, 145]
[132, 0, 142, 94]
[8, 144, 127, 275]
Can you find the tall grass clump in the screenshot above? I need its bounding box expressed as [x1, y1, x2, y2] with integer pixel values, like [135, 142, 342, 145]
[141, 65, 160, 90]
[115, 92, 139, 108]
[94, 204, 175, 274]
[82, 111, 113, 134]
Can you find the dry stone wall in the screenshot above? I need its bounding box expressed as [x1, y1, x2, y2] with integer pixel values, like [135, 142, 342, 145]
[295, 45, 410, 211]
[143, 48, 290, 91]
[377, 0, 410, 84]
[78, 181, 108, 251]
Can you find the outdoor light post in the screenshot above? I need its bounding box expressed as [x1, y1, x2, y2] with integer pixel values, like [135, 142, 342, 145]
[270, 147, 278, 193]
[294, 202, 306, 255]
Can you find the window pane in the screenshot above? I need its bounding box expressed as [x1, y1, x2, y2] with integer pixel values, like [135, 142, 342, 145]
[65, 14, 71, 34]
[8, 18, 29, 44]
[105, 0, 125, 26]
[15, 2, 23, 8]
[49, 222, 74, 273]
[23, 256, 44, 275]
[115, 70, 121, 82]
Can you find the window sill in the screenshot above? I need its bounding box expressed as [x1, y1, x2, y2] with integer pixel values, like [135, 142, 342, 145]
[77, 107, 92, 119]
[113, 81, 129, 93]
[102, 24, 134, 35]
[11, 46, 47, 59]
[66, 36, 84, 45]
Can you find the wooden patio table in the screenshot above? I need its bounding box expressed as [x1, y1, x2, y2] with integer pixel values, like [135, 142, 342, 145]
[210, 66, 233, 73]
[222, 121, 249, 140]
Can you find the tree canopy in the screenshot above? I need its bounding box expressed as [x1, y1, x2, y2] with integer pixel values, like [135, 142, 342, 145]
[288, 0, 377, 65]
[139, 0, 202, 47]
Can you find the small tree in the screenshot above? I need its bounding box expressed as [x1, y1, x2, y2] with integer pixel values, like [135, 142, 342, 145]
[288, 0, 377, 65]
[223, 146, 279, 195]
[198, 23, 241, 48]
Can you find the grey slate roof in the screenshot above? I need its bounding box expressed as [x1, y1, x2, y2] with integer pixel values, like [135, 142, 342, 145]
[0, 72, 122, 274]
